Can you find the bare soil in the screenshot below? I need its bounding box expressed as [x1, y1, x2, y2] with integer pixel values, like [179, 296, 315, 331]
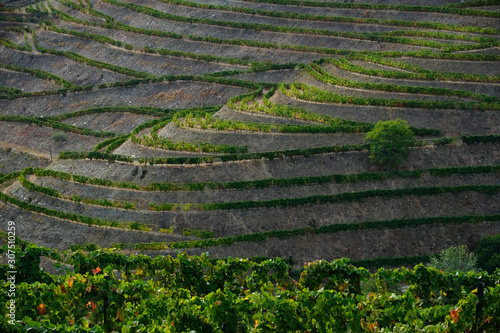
[177, 0, 500, 29]
[47, 142, 500, 184]
[51, 0, 106, 24]
[321, 63, 500, 99]
[319, 64, 480, 102]
[7, 181, 499, 238]
[0, 122, 102, 156]
[93, 1, 431, 53]
[54, 20, 324, 64]
[112, 140, 219, 158]
[397, 57, 500, 76]
[32, 172, 500, 208]
[272, 90, 500, 136]
[214, 105, 320, 125]
[0, 28, 25, 46]
[36, 30, 246, 76]
[157, 122, 366, 152]
[350, 60, 413, 73]
[146, 222, 500, 266]
[0, 146, 50, 174]
[0, 46, 134, 86]
[61, 112, 156, 134]
[471, 6, 500, 12]
[458, 47, 500, 55]
[125, 0, 404, 34]
[0, 204, 186, 250]
[0, 68, 61, 92]
[228, 69, 307, 83]
[191, 0, 467, 7]
[0, 81, 249, 117]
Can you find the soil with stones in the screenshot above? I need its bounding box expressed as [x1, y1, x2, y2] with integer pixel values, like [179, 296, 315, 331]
[396, 57, 500, 76]
[172, 0, 500, 28]
[321, 63, 500, 99]
[157, 122, 366, 152]
[0, 146, 50, 174]
[112, 140, 219, 158]
[8, 180, 499, 239]
[0, 45, 134, 86]
[36, 30, 246, 76]
[61, 112, 157, 135]
[33, 172, 500, 207]
[0, 81, 249, 117]
[47, 142, 500, 185]
[54, 20, 324, 64]
[272, 90, 500, 136]
[0, 204, 189, 250]
[143, 221, 500, 266]
[316, 65, 479, 102]
[93, 1, 432, 53]
[0, 122, 102, 156]
[0, 68, 61, 92]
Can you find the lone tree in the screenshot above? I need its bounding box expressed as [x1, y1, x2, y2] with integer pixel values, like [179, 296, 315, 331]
[364, 119, 416, 171]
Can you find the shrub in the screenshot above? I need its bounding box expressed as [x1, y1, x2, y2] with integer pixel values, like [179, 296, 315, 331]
[428, 245, 478, 273]
[50, 132, 67, 143]
[475, 234, 500, 273]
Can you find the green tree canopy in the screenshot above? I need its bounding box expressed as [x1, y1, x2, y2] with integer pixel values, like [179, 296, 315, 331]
[364, 119, 416, 170]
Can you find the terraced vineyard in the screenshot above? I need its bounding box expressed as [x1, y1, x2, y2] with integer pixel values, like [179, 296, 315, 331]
[1, 0, 500, 331]
[1, 0, 499, 266]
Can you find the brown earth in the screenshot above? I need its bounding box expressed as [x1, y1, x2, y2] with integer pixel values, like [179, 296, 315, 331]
[60, 112, 156, 135]
[47, 142, 500, 184]
[0, 45, 134, 86]
[272, 89, 500, 136]
[32, 172, 499, 208]
[0, 146, 50, 174]
[0, 81, 249, 117]
[36, 30, 247, 76]
[0, 68, 61, 92]
[0, 122, 102, 156]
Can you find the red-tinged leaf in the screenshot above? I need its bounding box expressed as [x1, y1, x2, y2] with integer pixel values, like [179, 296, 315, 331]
[86, 301, 97, 311]
[116, 308, 125, 322]
[450, 309, 460, 324]
[37, 303, 47, 315]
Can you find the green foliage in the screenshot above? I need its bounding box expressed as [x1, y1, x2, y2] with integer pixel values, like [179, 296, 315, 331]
[150, 184, 500, 211]
[50, 132, 67, 143]
[240, 0, 500, 18]
[461, 134, 500, 144]
[310, 61, 499, 103]
[475, 234, 500, 273]
[341, 54, 500, 83]
[428, 245, 478, 273]
[28, 165, 499, 193]
[101, 0, 471, 51]
[0, 249, 499, 332]
[182, 228, 215, 239]
[0, 115, 113, 138]
[281, 83, 500, 111]
[120, 214, 500, 252]
[364, 119, 416, 170]
[156, 0, 499, 35]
